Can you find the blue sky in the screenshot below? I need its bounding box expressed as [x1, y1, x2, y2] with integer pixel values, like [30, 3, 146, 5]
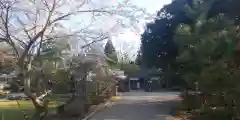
[112, 0, 172, 57]
[132, 0, 171, 13]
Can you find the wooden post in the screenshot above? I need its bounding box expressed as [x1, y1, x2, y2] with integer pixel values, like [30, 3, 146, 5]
[116, 86, 118, 96]
[128, 78, 131, 92]
[112, 85, 118, 96]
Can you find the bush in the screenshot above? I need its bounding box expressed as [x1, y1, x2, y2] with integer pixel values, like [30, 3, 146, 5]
[180, 93, 201, 111]
[52, 83, 69, 94]
[191, 107, 233, 120]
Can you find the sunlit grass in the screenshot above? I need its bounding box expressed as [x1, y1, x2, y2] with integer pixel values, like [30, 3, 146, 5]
[111, 96, 121, 101]
[0, 100, 57, 120]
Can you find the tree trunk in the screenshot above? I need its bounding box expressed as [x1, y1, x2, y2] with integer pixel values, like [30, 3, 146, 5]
[56, 92, 86, 117]
[17, 59, 49, 120]
[57, 72, 88, 117]
[31, 98, 49, 120]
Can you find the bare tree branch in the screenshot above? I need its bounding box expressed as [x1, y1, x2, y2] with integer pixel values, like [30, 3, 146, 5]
[0, 1, 149, 115]
[81, 36, 108, 48]
[0, 3, 19, 57]
[50, 9, 111, 25]
[10, 35, 27, 47]
[19, 0, 57, 62]
[16, 17, 32, 40]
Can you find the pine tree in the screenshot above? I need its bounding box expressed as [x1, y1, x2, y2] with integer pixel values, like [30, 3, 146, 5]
[135, 50, 141, 65]
[104, 40, 118, 65]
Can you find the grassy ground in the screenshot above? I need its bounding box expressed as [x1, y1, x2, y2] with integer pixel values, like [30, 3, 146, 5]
[0, 100, 57, 120]
[110, 96, 121, 101]
[0, 94, 111, 120]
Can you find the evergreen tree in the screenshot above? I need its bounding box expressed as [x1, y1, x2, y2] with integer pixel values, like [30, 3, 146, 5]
[141, 0, 192, 70]
[135, 50, 141, 65]
[104, 39, 118, 65]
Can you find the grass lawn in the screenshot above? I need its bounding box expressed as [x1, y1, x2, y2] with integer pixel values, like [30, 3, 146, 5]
[0, 100, 57, 120]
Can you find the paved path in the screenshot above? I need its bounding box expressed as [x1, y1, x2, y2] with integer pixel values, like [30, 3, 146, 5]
[89, 91, 180, 120]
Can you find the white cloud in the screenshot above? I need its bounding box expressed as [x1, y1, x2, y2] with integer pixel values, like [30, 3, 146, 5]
[112, 0, 172, 58]
[61, 0, 172, 58]
[111, 29, 140, 60]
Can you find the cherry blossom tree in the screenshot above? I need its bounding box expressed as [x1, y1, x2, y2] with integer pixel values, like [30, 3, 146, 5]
[0, 0, 148, 119]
